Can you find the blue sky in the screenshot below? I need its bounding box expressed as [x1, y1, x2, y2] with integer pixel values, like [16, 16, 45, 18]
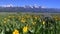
[0, 0, 60, 8]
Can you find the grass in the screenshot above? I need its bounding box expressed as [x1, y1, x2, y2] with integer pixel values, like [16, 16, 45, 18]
[0, 12, 60, 34]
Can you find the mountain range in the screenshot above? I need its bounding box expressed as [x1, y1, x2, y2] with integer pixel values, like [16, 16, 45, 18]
[0, 5, 60, 13]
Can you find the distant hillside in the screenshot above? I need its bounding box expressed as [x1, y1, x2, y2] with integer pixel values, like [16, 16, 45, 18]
[0, 6, 60, 13]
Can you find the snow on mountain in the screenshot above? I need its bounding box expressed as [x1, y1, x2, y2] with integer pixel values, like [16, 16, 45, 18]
[0, 4, 14, 7]
[0, 5, 60, 13]
[23, 5, 41, 9]
[41, 6, 47, 8]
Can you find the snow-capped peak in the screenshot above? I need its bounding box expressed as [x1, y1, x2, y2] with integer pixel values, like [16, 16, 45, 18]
[23, 5, 40, 8]
[41, 6, 47, 8]
[33, 4, 40, 8]
[0, 4, 14, 7]
[23, 5, 33, 8]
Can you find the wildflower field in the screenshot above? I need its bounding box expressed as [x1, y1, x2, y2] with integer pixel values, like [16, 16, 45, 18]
[0, 12, 60, 34]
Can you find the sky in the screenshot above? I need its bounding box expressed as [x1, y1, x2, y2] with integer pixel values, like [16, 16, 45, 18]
[0, 0, 60, 8]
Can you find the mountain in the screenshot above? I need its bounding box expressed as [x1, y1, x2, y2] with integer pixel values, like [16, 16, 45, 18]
[0, 6, 60, 13]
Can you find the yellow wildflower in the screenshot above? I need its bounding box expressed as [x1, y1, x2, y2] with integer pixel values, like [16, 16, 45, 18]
[55, 18, 58, 20]
[13, 29, 19, 34]
[25, 15, 30, 18]
[43, 21, 45, 25]
[8, 16, 11, 18]
[7, 19, 10, 21]
[23, 26, 28, 33]
[32, 22, 36, 25]
[4, 21, 6, 24]
[4, 18, 7, 20]
[35, 16, 37, 19]
[21, 18, 25, 23]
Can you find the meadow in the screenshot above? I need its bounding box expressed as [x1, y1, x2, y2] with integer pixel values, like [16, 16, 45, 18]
[0, 12, 60, 34]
